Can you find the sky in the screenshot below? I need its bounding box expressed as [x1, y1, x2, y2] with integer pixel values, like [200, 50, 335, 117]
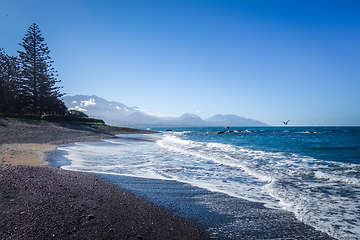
[1, 0, 359, 126]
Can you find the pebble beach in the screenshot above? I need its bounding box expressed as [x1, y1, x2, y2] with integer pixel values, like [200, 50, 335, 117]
[0, 119, 338, 239]
[0, 119, 206, 239]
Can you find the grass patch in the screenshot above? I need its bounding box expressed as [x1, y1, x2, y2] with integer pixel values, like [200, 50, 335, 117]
[0, 113, 105, 125]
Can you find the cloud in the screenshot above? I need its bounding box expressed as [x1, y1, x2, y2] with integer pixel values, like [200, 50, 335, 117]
[81, 98, 96, 107]
[70, 106, 87, 112]
[71, 100, 77, 104]
[116, 106, 121, 110]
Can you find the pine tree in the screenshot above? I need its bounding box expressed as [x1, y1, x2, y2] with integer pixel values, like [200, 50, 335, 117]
[0, 48, 20, 113]
[17, 23, 66, 114]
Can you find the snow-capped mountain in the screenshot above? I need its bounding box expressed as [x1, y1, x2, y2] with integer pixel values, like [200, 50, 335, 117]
[62, 95, 268, 126]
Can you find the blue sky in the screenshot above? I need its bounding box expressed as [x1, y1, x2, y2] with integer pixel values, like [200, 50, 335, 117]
[1, 0, 359, 125]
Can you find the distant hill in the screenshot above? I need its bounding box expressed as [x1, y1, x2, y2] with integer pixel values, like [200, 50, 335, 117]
[205, 114, 266, 126]
[122, 112, 162, 126]
[62, 95, 139, 124]
[62, 95, 268, 127]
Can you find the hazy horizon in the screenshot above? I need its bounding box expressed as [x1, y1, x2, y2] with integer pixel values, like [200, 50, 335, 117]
[63, 94, 360, 126]
[1, 0, 359, 126]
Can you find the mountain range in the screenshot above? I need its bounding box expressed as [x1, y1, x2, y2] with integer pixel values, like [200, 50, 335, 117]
[62, 95, 268, 127]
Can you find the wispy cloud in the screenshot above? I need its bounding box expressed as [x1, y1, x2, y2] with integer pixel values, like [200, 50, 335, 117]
[70, 106, 87, 112]
[81, 98, 96, 107]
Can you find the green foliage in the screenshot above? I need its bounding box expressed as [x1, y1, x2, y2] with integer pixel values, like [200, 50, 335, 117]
[0, 23, 107, 126]
[41, 115, 104, 124]
[0, 49, 21, 113]
[67, 109, 89, 118]
[0, 113, 42, 121]
[0, 23, 66, 115]
[0, 113, 105, 125]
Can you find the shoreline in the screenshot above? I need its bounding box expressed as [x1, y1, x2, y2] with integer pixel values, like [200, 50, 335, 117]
[99, 174, 336, 239]
[0, 165, 206, 239]
[0, 118, 156, 168]
[0, 119, 157, 146]
[0, 119, 336, 239]
[0, 119, 206, 239]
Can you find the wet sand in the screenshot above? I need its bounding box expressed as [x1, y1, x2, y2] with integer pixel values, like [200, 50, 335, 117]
[0, 119, 206, 239]
[100, 174, 336, 239]
[1, 143, 55, 166]
[0, 119, 336, 239]
[0, 118, 156, 168]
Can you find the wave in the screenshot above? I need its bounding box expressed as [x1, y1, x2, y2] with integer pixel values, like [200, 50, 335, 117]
[315, 171, 360, 186]
[57, 131, 360, 240]
[156, 134, 360, 240]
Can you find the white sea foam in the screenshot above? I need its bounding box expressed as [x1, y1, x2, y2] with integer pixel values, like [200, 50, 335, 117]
[315, 171, 360, 186]
[156, 134, 360, 240]
[114, 133, 164, 141]
[58, 132, 360, 240]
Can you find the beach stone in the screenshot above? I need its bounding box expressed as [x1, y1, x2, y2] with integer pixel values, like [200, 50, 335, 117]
[0, 164, 207, 240]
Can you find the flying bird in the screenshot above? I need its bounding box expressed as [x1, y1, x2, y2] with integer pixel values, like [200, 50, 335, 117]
[283, 120, 290, 125]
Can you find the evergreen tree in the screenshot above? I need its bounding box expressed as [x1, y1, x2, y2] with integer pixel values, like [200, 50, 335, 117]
[0, 48, 20, 113]
[17, 23, 66, 114]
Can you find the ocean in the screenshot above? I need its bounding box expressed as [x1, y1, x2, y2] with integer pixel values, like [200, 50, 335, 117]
[56, 126, 360, 239]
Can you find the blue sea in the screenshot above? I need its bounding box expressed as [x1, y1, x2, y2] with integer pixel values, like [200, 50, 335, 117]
[57, 126, 360, 240]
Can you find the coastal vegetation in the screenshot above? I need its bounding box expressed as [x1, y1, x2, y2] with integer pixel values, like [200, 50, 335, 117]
[0, 112, 105, 125]
[1, 23, 65, 115]
[0, 23, 103, 125]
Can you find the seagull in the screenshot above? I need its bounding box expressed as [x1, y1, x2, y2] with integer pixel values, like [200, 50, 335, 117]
[283, 120, 290, 125]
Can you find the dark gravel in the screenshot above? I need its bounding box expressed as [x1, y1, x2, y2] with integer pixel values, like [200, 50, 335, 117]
[0, 119, 156, 145]
[0, 165, 207, 240]
[0, 119, 336, 239]
[0, 119, 206, 239]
